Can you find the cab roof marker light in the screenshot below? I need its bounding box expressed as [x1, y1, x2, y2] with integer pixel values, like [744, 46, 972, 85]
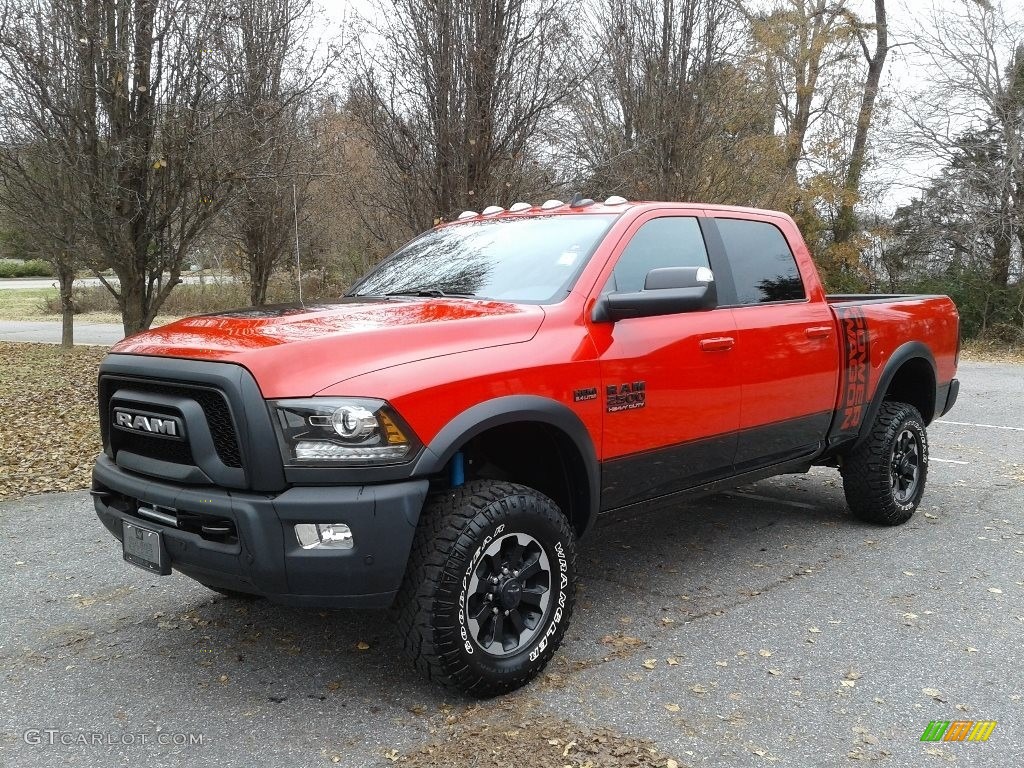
[457, 210, 478, 219]
[541, 199, 564, 209]
[604, 195, 628, 205]
[508, 202, 532, 212]
[481, 205, 505, 215]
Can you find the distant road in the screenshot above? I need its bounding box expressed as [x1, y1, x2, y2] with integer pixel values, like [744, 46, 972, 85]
[0, 274, 234, 291]
[0, 320, 124, 345]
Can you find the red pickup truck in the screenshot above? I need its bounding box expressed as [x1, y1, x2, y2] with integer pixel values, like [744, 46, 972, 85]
[92, 198, 960, 696]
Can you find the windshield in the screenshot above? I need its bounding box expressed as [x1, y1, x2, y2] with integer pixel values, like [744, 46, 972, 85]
[350, 214, 619, 303]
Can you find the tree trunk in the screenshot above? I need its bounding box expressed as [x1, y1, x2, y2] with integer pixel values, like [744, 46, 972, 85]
[117, 271, 149, 337]
[56, 263, 76, 347]
[250, 261, 271, 306]
[833, 0, 888, 246]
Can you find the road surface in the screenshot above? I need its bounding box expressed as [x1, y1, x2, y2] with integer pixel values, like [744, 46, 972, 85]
[1, 361, 1021, 767]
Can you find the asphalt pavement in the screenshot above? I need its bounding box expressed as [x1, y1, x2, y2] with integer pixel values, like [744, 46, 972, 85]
[1, 360, 1022, 767]
[0, 320, 125, 345]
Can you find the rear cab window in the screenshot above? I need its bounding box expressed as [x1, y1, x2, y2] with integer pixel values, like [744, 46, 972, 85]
[715, 218, 805, 305]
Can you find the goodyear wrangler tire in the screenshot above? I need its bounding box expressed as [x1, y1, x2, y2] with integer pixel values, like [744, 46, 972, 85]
[394, 480, 577, 697]
[841, 401, 929, 525]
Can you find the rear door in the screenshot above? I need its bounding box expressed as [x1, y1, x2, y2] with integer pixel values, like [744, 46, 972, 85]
[589, 212, 740, 509]
[706, 214, 839, 469]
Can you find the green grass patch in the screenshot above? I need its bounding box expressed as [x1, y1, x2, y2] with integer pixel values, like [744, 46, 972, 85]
[0, 287, 53, 319]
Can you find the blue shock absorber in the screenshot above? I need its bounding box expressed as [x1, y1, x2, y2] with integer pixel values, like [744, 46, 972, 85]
[450, 451, 465, 488]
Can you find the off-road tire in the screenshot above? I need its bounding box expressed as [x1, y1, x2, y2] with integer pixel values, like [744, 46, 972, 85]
[394, 480, 577, 697]
[841, 401, 929, 525]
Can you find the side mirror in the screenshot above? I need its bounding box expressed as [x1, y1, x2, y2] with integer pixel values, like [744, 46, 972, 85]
[593, 267, 717, 322]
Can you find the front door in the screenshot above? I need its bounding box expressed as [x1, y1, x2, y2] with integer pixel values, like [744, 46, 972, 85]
[588, 213, 741, 509]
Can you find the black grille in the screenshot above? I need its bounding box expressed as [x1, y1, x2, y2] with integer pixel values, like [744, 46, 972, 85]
[100, 377, 243, 469]
[190, 389, 243, 467]
[116, 430, 195, 465]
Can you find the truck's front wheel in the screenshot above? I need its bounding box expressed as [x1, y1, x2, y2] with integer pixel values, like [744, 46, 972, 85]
[841, 401, 929, 525]
[395, 480, 577, 697]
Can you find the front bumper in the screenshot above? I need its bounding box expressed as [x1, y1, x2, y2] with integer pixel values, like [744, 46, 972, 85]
[92, 454, 429, 608]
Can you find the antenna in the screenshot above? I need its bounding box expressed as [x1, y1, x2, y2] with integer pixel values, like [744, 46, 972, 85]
[293, 183, 303, 305]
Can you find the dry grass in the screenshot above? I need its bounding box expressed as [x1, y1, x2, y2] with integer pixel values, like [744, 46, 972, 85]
[960, 339, 1024, 364]
[0, 342, 106, 501]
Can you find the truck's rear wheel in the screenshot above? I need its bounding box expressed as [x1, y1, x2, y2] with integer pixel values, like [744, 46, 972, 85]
[841, 401, 929, 525]
[394, 480, 577, 697]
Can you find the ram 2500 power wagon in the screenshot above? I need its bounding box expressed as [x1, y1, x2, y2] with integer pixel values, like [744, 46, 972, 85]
[92, 198, 960, 695]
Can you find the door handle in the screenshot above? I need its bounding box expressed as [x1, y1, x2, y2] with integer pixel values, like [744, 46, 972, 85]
[805, 326, 832, 339]
[700, 336, 735, 352]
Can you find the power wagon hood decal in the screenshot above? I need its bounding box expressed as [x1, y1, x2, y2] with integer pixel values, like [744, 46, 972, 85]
[111, 297, 545, 397]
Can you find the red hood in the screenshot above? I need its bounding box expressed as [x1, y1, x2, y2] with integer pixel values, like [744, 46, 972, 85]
[111, 297, 545, 397]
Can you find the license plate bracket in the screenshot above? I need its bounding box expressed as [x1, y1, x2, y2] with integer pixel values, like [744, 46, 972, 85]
[122, 520, 171, 576]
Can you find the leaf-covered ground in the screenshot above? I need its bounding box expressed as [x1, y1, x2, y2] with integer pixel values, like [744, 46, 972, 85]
[384, 698, 678, 768]
[0, 342, 106, 501]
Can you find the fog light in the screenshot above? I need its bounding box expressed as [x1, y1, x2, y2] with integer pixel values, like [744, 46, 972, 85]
[294, 523, 354, 550]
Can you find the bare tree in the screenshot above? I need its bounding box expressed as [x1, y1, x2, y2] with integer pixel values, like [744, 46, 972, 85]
[351, 0, 585, 236]
[214, 0, 344, 306]
[899, 1, 1023, 288]
[573, 0, 779, 204]
[746, 0, 859, 185]
[832, 0, 889, 246]
[0, 0, 241, 335]
[0, 0, 89, 344]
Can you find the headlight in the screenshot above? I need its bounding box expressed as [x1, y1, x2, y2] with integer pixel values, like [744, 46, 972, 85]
[270, 398, 421, 466]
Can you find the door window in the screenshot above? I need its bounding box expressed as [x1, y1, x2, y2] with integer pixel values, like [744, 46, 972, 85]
[607, 217, 710, 293]
[715, 218, 805, 304]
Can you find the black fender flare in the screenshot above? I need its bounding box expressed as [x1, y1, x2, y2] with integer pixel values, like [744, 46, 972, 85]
[412, 395, 601, 538]
[854, 341, 937, 447]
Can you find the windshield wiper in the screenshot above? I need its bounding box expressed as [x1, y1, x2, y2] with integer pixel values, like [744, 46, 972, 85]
[384, 289, 476, 298]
